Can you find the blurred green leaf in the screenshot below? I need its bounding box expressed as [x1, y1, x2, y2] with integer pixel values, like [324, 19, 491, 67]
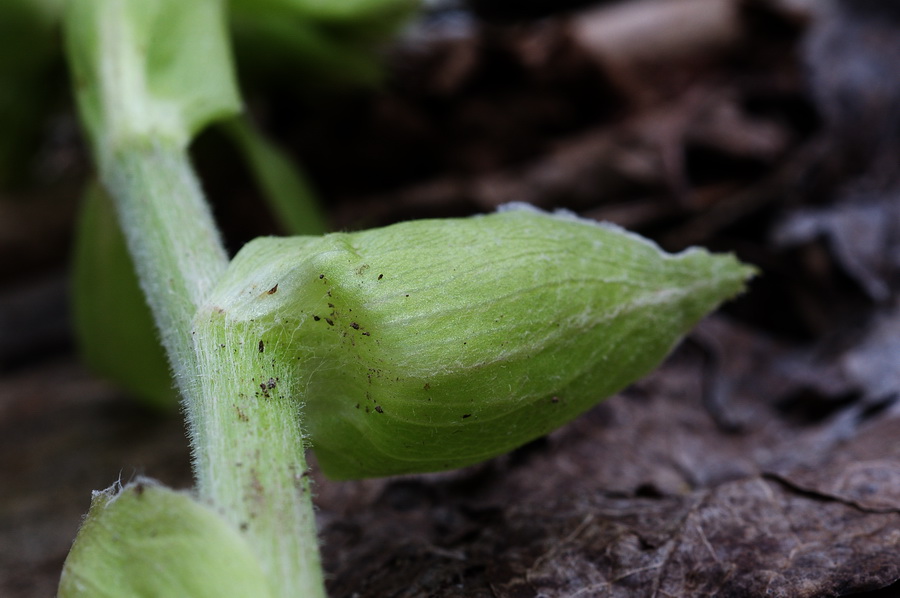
[71, 183, 176, 409]
[233, 0, 417, 23]
[229, 0, 418, 88]
[65, 0, 242, 151]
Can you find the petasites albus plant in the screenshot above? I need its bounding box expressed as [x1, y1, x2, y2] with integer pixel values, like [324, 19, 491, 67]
[58, 1, 754, 596]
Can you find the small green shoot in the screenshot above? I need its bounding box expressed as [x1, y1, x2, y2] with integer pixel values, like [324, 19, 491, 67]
[58, 1, 756, 596]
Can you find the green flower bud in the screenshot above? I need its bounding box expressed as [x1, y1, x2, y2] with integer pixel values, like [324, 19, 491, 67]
[200, 205, 755, 479]
[58, 479, 273, 598]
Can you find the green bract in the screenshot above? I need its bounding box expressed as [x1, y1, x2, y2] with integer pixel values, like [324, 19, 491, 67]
[199, 205, 755, 479]
[58, 480, 273, 598]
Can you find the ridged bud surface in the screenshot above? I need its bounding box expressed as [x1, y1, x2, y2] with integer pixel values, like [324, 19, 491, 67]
[201, 206, 754, 479]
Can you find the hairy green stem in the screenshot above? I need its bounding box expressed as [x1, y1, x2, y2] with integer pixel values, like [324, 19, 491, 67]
[100, 138, 227, 385]
[100, 138, 326, 598]
[67, 0, 327, 595]
[193, 317, 324, 597]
